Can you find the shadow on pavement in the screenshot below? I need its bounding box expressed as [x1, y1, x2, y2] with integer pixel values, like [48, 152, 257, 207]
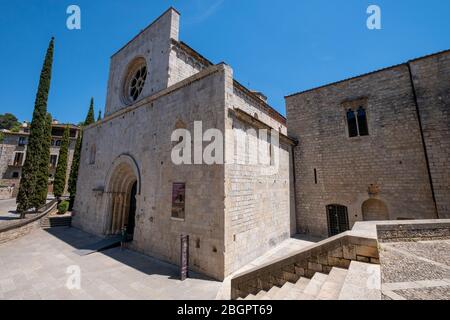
[44, 227, 217, 282]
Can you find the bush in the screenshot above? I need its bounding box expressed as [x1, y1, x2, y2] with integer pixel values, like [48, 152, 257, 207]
[58, 200, 70, 214]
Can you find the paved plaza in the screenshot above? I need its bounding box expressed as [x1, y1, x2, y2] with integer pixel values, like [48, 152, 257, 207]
[381, 240, 450, 300]
[0, 198, 19, 224]
[0, 227, 222, 300]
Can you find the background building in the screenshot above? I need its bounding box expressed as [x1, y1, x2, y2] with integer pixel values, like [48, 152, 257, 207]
[0, 121, 80, 198]
[286, 50, 450, 237]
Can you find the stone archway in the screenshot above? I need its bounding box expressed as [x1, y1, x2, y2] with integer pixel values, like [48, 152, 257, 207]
[104, 155, 141, 236]
[362, 199, 389, 221]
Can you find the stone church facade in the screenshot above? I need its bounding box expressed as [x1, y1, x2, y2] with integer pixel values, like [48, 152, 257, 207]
[72, 8, 293, 280]
[286, 50, 450, 237]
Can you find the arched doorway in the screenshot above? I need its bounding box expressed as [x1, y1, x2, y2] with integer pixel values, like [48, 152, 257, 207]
[105, 155, 141, 239]
[362, 199, 389, 221]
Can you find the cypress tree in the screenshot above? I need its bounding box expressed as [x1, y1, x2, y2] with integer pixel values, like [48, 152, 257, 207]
[68, 99, 93, 210]
[16, 37, 55, 217]
[53, 126, 70, 199]
[97, 110, 102, 122]
[85, 98, 95, 126]
[33, 113, 52, 209]
[68, 130, 81, 210]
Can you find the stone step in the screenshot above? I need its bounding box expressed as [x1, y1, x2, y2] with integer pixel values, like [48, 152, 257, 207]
[255, 290, 267, 300]
[294, 277, 311, 291]
[316, 268, 348, 300]
[261, 286, 280, 300]
[338, 261, 381, 300]
[41, 216, 72, 228]
[281, 277, 311, 300]
[271, 282, 295, 300]
[302, 273, 328, 299]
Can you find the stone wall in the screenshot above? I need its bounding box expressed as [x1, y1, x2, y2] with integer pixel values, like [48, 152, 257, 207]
[0, 140, 25, 180]
[410, 51, 450, 219]
[286, 63, 438, 238]
[223, 67, 292, 275]
[230, 233, 379, 300]
[0, 201, 57, 244]
[168, 41, 207, 87]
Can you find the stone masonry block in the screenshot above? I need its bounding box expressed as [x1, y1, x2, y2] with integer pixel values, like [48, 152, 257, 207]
[355, 245, 379, 259]
[308, 261, 323, 272]
[327, 257, 351, 269]
[294, 266, 305, 276]
[356, 255, 370, 263]
[329, 246, 344, 259]
[343, 245, 357, 260]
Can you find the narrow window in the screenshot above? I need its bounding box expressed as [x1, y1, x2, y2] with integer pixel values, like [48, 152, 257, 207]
[314, 169, 318, 184]
[18, 137, 26, 146]
[171, 183, 186, 220]
[13, 152, 24, 166]
[50, 155, 58, 168]
[269, 143, 275, 166]
[89, 145, 96, 165]
[12, 172, 20, 179]
[357, 107, 369, 136]
[347, 109, 358, 138]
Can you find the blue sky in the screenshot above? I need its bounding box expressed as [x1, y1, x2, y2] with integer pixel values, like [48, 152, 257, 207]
[0, 0, 449, 124]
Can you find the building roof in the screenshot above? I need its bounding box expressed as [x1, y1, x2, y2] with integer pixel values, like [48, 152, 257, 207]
[1, 123, 80, 137]
[285, 49, 450, 99]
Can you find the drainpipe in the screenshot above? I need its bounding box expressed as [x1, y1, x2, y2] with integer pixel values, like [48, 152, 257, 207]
[407, 62, 439, 219]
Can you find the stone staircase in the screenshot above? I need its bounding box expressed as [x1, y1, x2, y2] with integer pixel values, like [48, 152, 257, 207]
[237, 261, 381, 300]
[40, 214, 72, 228]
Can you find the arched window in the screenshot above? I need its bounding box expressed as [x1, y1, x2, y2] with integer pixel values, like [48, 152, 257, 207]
[326, 204, 350, 236]
[357, 107, 369, 136]
[347, 109, 358, 137]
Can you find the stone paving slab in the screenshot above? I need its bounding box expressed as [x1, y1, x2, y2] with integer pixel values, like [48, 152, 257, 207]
[380, 239, 450, 300]
[0, 227, 221, 300]
[0, 198, 19, 225]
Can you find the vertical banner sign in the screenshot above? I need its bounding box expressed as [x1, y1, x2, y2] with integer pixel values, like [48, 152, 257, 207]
[181, 235, 189, 281]
[172, 183, 186, 219]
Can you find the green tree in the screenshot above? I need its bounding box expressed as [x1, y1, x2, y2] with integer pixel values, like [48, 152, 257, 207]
[0, 113, 20, 130]
[97, 110, 102, 122]
[53, 126, 70, 199]
[16, 37, 55, 217]
[85, 98, 95, 126]
[32, 113, 52, 209]
[68, 99, 93, 210]
[68, 131, 81, 210]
